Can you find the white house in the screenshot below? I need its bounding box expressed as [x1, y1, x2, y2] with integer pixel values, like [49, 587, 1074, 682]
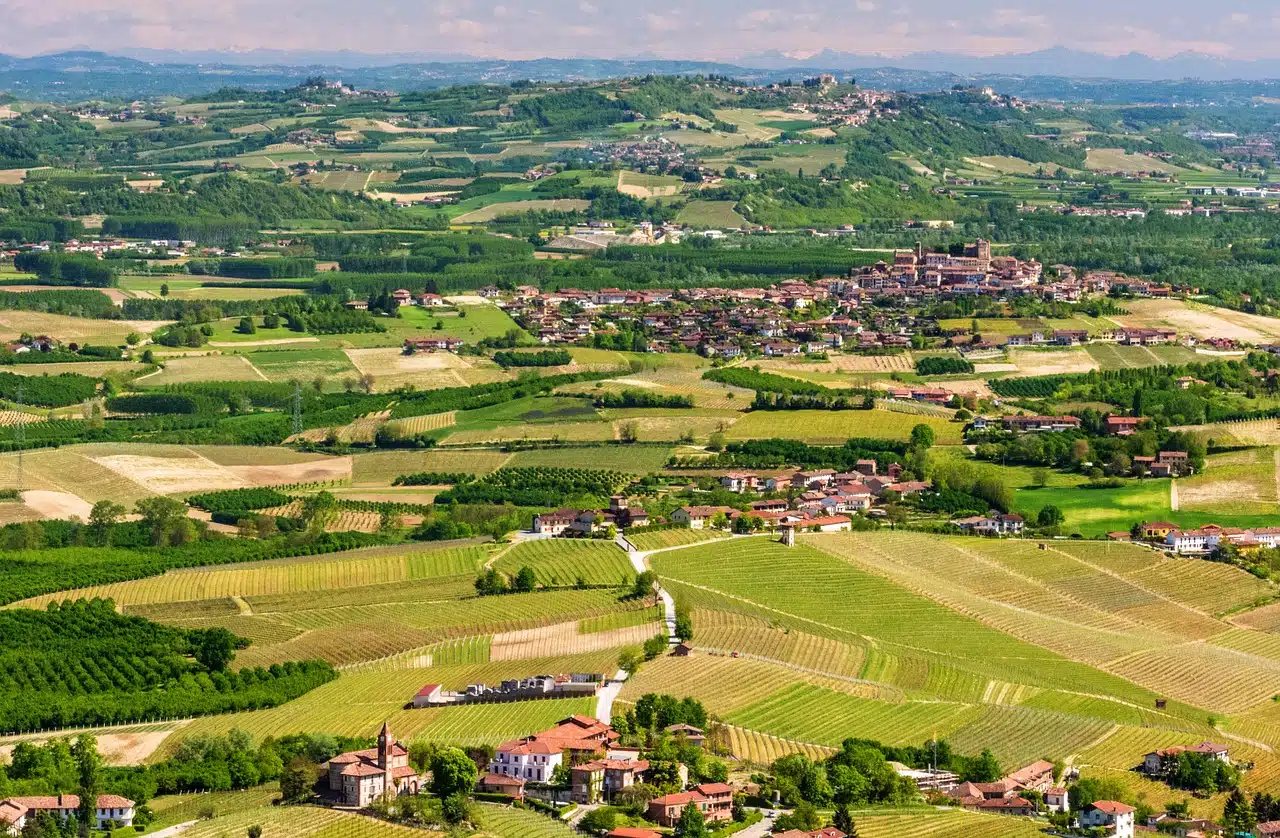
[1044, 787, 1068, 814]
[1080, 801, 1135, 838]
[489, 738, 563, 782]
[800, 515, 853, 533]
[2, 794, 136, 832]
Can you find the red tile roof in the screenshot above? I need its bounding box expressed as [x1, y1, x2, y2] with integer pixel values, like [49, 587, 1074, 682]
[1089, 800, 1135, 815]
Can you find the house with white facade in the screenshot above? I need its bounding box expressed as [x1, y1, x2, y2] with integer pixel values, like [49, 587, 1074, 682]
[1080, 801, 1135, 838]
[0, 795, 136, 832]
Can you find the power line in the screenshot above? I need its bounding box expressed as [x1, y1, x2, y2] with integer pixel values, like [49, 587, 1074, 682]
[15, 382, 23, 494]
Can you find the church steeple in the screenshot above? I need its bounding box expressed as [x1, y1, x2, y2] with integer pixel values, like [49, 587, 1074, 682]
[378, 721, 393, 768]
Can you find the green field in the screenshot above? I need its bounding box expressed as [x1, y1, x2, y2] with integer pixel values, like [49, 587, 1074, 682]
[493, 539, 635, 586]
[676, 200, 747, 229]
[726, 409, 962, 444]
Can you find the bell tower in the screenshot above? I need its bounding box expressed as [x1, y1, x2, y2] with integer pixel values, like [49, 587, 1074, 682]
[378, 721, 394, 797]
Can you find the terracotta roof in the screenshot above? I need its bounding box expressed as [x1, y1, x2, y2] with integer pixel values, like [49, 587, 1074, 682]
[479, 773, 525, 787]
[391, 765, 419, 778]
[801, 515, 852, 527]
[695, 782, 734, 796]
[1089, 800, 1135, 815]
[0, 802, 26, 825]
[650, 791, 704, 806]
[608, 829, 663, 838]
[415, 684, 441, 697]
[1006, 760, 1054, 785]
[497, 738, 561, 755]
[340, 763, 385, 777]
[10, 795, 134, 810]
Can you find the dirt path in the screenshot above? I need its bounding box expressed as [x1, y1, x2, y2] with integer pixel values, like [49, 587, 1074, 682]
[1170, 479, 1180, 511]
[208, 337, 319, 348]
[240, 355, 269, 381]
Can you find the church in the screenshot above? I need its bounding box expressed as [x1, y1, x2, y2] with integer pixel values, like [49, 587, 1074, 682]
[325, 723, 423, 807]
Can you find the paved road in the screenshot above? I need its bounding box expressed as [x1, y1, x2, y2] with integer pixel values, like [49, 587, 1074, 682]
[595, 668, 627, 723]
[625, 545, 677, 644]
[148, 821, 197, 838]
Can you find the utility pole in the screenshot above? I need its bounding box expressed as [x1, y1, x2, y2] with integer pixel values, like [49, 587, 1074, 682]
[291, 382, 303, 437]
[15, 382, 24, 494]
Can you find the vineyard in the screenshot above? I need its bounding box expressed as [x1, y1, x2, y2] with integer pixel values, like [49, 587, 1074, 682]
[20, 544, 490, 609]
[626, 528, 730, 551]
[726, 684, 983, 749]
[692, 610, 868, 679]
[435, 466, 635, 506]
[849, 810, 1048, 838]
[726, 409, 962, 444]
[0, 410, 47, 426]
[350, 449, 511, 485]
[157, 654, 612, 749]
[493, 539, 634, 587]
[725, 725, 834, 764]
[384, 412, 457, 436]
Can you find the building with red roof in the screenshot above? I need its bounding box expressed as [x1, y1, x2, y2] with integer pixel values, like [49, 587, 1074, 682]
[324, 722, 421, 807]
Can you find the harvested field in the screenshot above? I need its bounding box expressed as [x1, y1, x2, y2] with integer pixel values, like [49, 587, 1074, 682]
[1005, 348, 1100, 377]
[138, 354, 266, 385]
[1085, 147, 1184, 174]
[1117, 298, 1280, 343]
[10, 361, 137, 377]
[343, 348, 508, 391]
[0, 313, 169, 345]
[0, 721, 186, 767]
[617, 171, 685, 198]
[21, 490, 93, 521]
[489, 620, 660, 661]
[351, 450, 511, 485]
[90, 453, 247, 494]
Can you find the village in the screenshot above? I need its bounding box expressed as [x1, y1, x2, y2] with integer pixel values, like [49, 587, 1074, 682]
[306, 713, 1262, 838]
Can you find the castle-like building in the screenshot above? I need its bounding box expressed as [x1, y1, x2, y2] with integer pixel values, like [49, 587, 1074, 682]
[325, 722, 423, 807]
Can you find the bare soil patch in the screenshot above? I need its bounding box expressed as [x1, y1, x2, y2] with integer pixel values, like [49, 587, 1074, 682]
[90, 455, 245, 494]
[224, 457, 353, 486]
[22, 489, 94, 521]
[1006, 348, 1100, 377]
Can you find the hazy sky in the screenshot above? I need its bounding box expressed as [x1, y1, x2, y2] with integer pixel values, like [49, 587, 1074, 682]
[3, 0, 1279, 60]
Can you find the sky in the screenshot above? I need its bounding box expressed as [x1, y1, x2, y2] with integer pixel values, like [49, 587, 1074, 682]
[3, 0, 1280, 61]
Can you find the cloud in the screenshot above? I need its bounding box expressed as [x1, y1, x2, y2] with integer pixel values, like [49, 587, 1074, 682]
[855, 0, 876, 10]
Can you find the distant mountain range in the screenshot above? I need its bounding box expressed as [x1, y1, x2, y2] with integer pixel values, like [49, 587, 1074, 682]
[80, 46, 1280, 81]
[6, 49, 1280, 103]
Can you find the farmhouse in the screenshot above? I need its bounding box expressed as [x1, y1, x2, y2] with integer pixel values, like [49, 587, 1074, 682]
[490, 715, 619, 782]
[476, 773, 525, 800]
[571, 758, 650, 803]
[324, 723, 422, 807]
[799, 515, 854, 533]
[532, 509, 578, 535]
[720, 472, 761, 493]
[647, 783, 733, 827]
[1080, 801, 1135, 838]
[954, 512, 1024, 536]
[1143, 742, 1229, 775]
[404, 337, 464, 353]
[1003, 760, 1055, 793]
[1104, 415, 1146, 436]
[0, 795, 136, 832]
[1002, 415, 1082, 433]
[672, 506, 738, 529]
